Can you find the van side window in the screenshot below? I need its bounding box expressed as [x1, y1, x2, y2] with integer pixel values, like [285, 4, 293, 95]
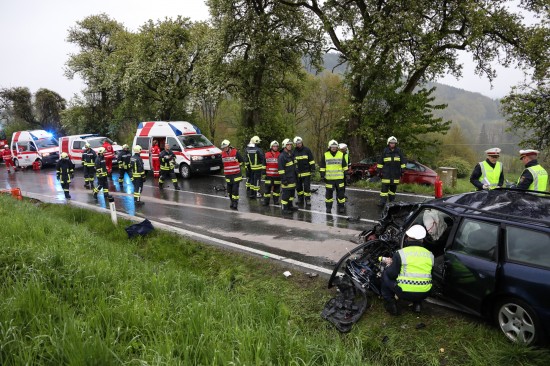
[73, 141, 83, 149]
[166, 137, 181, 152]
[452, 219, 498, 261]
[506, 227, 550, 269]
[135, 137, 150, 150]
[28, 143, 37, 152]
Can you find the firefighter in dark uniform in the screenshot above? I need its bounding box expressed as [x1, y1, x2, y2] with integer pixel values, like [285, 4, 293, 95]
[470, 147, 504, 191]
[262, 141, 281, 206]
[293, 136, 315, 206]
[117, 144, 132, 190]
[130, 145, 146, 205]
[377, 136, 406, 206]
[246, 135, 264, 198]
[56, 152, 75, 199]
[93, 147, 112, 200]
[516, 149, 548, 191]
[320, 140, 347, 214]
[159, 143, 180, 190]
[82, 143, 97, 190]
[278, 138, 298, 213]
[221, 139, 245, 210]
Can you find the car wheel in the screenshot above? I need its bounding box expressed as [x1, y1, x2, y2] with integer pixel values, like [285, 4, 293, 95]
[179, 163, 191, 179]
[36, 159, 43, 169]
[13, 158, 20, 168]
[495, 298, 543, 345]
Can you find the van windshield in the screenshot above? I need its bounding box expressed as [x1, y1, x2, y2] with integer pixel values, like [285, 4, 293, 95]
[86, 137, 114, 148]
[35, 138, 58, 149]
[177, 134, 214, 149]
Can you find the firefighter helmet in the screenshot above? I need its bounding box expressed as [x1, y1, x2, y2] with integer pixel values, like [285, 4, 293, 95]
[60, 152, 68, 159]
[293, 136, 303, 144]
[133, 145, 142, 153]
[221, 139, 230, 148]
[282, 138, 293, 146]
[328, 139, 338, 148]
[98, 147, 106, 154]
[122, 144, 129, 149]
[251, 135, 261, 144]
[84, 143, 91, 148]
[4, 145, 8, 148]
[270, 140, 279, 148]
[338, 143, 347, 150]
[387, 136, 398, 144]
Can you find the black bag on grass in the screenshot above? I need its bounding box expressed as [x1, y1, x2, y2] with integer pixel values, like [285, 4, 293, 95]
[125, 219, 154, 238]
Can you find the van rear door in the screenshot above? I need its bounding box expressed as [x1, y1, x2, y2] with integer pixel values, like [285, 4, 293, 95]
[135, 136, 152, 170]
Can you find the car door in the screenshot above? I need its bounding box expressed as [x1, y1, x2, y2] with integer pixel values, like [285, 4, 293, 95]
[442, 218, 500, 313]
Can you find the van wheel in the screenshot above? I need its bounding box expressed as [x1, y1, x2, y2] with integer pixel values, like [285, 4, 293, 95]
[35, 159, 43, 169]
[13, 159, 20, 168]
[495, 298, 544, 345]
[179, 163, 191, 179]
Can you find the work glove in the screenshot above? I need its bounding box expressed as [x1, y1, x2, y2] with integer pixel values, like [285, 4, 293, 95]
[482, 184, 490, 190]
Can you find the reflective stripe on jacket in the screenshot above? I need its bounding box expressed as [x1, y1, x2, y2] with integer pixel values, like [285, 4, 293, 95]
[265, 150, 280, 177]
[517, 164, 548, 192]
[222, 148, 242, 176]
[294, 146, 315, 177]
[131, 154, 145, 178]
[246, 145, 265, 170]
[159, 150, 176, 170]
[479, 161, 502, 188]
[321, 150, 345, 180]
[396, 246, 434, 293]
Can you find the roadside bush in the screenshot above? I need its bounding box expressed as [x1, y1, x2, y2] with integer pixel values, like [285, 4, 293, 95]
[438, 156, 471, 178]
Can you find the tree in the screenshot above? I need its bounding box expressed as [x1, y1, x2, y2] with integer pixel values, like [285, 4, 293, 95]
[0, 87, 35, 125]
[34, 89, 66, 133]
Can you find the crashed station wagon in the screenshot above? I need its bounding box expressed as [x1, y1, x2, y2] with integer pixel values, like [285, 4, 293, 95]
[323, 189, 550, 345]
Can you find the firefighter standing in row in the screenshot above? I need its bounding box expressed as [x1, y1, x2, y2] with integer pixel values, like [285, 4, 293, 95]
[130, 145, 146, 205]
[102, 139, 115, 177]
[56, 152, 75, 199]
[377, 136, 406, 207]
[93, 147, 111, 200]
[159, 143, 181, 190]
[293, 136, 315, 206]
[2, 145, 15, 174]
[246, 135, 264, 198]
[320, 140, 347, 214]
[262, 141, 281, 206]
[517, 149, 548, 191]
[339, 143, 351, 201]
[469, 147, 504, 191]
[278, 139, 298, 213]
[151, 140, 161, 178]
[221, 139, 245, 210]
[82, 143, 97, 190]
[117, 144, 132, 191]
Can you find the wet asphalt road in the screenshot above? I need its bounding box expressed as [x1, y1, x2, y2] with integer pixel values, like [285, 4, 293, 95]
[1, 166, 431, 269]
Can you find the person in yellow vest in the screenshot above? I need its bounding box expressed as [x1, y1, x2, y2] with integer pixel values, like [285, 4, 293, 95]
[319, 140, 347, 214]
[380, 224, 434, 315]
[469, 147, 504, 190]
[516, 149, 548, 192]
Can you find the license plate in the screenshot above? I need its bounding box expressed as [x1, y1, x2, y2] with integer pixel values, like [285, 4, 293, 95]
[210, 166, 220, 171]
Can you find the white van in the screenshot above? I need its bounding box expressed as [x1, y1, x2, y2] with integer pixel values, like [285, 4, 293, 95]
[59, 134, 122, 166]
[132, 121, 222, 178]
[10, 130, 59, 168]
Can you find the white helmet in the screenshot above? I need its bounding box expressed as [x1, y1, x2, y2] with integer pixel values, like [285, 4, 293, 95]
[293, 136, 303, 144]
[221, 139, 230, 148]
[387, 136, 398, 144]
[133, 145, 142, 153]
[405, 224, 427, 240]
[270, 140, 279, 148]
[328, 139, 338, 148]
[60, 152, 69, 159]
[84, 143, 91, 148]
[4, 145, 8, 148]
[98, 147, 106, 154]
[282, 138, 293, 146]
[251, 135, 261, 144]
[338, 143, 347, 150]
[122, 144, 129, 150]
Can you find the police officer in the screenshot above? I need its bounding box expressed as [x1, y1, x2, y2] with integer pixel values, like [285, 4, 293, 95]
[293, 136, 315, 206]
[130, 145, 146, 205]
[56, 152, 75, 199]
[517, 149, 548, 191]
[262, 141, 281, 206]
[117, 144, 132, 190]
[278, 138, 298, 213]
[470, 147, 504, 191]
[93, 147, 111, 200]
[377, 136, 406, 206]
[221, 139, 245, 210]
[246, 135, 264, 198]
[159, 143, 180, 190]
[380, 224, 434, 315]
[82, 143, 97, 190]
[320, 140, 347, 214]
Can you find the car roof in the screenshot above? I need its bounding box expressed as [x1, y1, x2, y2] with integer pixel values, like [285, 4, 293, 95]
[427, 189, 550, 228]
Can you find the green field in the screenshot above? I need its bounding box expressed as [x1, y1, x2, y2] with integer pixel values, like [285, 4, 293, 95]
[1, 195, 549, 365]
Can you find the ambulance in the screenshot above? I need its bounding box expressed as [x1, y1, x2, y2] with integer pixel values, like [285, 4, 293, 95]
[10, 130, 59, 169]
[132, 121, 222, 178]
[58, 134, 122, 166]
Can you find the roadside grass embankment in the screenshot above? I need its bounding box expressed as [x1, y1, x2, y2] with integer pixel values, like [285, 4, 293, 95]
[1, 195, 549, 365]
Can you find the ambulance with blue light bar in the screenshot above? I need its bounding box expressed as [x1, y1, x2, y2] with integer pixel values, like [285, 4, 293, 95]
[132, 121, 222, 178]
[10, 130, 59, 169]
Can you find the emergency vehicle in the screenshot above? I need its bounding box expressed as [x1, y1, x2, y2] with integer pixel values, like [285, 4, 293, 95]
[10, 130, 59, 169]
[59, 134, 122, 166]
[132, 121, 222, 178]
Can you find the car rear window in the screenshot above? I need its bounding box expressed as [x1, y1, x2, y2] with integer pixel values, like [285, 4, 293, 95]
[506, 227, 550, 269]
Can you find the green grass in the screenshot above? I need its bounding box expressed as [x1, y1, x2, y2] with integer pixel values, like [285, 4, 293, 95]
[1, 195, 549, 365]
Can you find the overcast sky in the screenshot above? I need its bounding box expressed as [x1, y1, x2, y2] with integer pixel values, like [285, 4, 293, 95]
[0, 0, 532, 101]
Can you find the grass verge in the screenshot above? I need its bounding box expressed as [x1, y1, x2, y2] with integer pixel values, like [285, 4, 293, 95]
[1, 195, 549, 365]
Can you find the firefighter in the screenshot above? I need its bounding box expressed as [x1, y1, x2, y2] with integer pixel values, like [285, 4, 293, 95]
[117, 144, 132, 190]
[278, 138, 298, 213]
[159, 143, 180, 190]
[2, 145, 15, 173]
[151, 140, 161, 178]
[377, 136, 406, 207]
[93, 147, 111, 200]
[130, 145, 146, 205]
[380, 225, 434, 315]
[56, 152, 75, 199]
[82, 143, 97, 190]
[320, 140, 347, 214]
[339, 143, 351, 200]
[470, 147, 504, 191]
[221, 139, 245, 210]
[102, 139, 115, 177]
[293, 136, 315, 206]
[245, 135, 265, 198]
[262, 140, 281, 206]
[516, 149, 548, 191]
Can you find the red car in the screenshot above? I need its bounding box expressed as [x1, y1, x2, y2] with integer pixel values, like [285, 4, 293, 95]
[350, 157, 437, 185]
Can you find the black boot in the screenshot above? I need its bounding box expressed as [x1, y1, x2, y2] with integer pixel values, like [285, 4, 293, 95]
[389, 195, 396, 202]
[305, 198, 311, 206]
[261, 198, 270, 206]
[338, 204, 345, 214]
[84, 183, 90, 189]
[282, 205, 293, 214]
[65, 193, 71, 199]
[159, 182, 164, 190]
[377, 197, 387, 207]
[273, 197, 279, 205]
[325, 204, 332, 214]
[413, 302, 422, 314]
[384, 300, 399, 316]
[174, 184, 181, 190]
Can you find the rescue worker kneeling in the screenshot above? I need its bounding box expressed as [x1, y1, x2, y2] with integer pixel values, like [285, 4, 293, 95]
[131, 145, 146, 205]
[320, 140, 347, 214]
[380, 224, 434, 315]
[56, 152, 75, 199]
